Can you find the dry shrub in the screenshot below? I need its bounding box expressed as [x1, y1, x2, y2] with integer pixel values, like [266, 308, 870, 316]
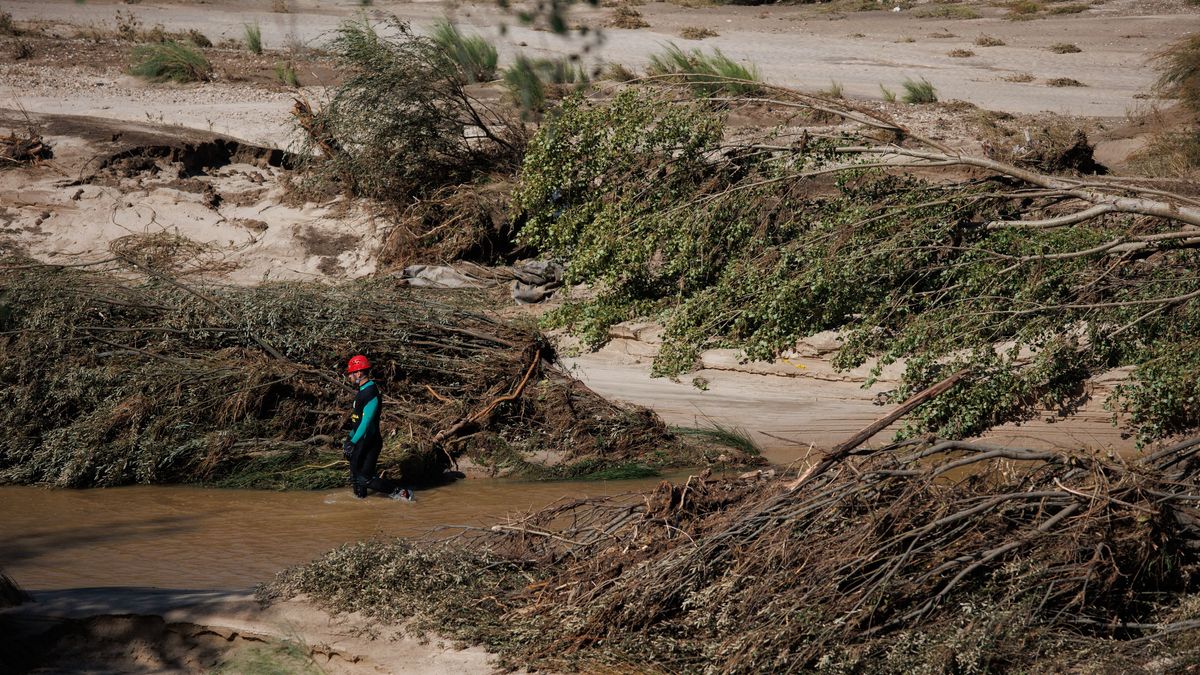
[913, 3, 980, 18]
[981, 121, 1103, 174]
[1, 125, 52, 167]
[1048, 2, 1088, 13]
[679, 25, 718, 40]
[1004, 71, 1035, 82]
[1155, 34, 1200, 116]
[1129, 128, 1200, 178]
[1006, 0, 1044, 18]
[947, 48, 975, 58]
[601, 62, 638, 81]
[609, 6, 649, 29]
[975, 34, 1005, 47]
[108, 231, 235, 276]
[1049, 42, 1081, 53]
[1046, 76, 1086, 87]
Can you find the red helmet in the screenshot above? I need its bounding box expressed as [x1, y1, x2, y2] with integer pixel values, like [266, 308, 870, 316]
[346, 354, 371, 374]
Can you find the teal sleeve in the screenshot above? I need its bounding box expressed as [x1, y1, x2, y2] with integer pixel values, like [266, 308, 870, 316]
[350, 397, 378, 444]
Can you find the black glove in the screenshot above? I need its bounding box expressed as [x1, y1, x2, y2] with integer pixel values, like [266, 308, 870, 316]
[343, 440, 354, 458]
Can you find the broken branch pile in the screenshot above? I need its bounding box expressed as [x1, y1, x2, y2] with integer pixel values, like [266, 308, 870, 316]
[0, 256, 682, 488]
[0, 127, 51, 167]
[267, 436, 1200, 671]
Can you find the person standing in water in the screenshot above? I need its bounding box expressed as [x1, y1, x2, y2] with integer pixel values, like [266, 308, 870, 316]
[343, 355, 411, 500]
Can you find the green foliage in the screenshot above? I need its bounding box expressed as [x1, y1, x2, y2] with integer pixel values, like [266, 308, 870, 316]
[244, 21, 263, 54]
[1115, 338, 1200, 446]
[646, 42, 763, 97]
[822, 80, 844, 99]
[129, 41, 212, 82]
[901, 76, 937, 103]
[430, 19, 498, 83]
[293, 18, 521, 206]
[513, 89, 1200, 444]
[880, 83, 897, 102]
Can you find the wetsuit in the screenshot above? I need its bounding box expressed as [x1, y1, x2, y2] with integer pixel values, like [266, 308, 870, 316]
[346, 380, 399, 497]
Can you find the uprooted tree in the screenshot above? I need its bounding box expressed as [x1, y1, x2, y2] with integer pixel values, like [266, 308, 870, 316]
[513, 84, 1200, 446]
[0, 243, 733, 489]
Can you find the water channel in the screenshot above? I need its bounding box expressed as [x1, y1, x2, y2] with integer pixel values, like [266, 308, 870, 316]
[0, 475, 683, 591]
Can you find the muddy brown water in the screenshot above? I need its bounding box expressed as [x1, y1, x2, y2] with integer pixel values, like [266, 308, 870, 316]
[0, 475, 685, 591]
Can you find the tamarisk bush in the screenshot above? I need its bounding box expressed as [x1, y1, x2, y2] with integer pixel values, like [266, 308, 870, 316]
[292, 18, 522, 206]
[515, 88, 1200, 444]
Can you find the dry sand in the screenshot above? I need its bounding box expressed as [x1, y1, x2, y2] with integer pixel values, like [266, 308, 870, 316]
[1, 587, 498, 673]
[2, 0, 1196, 145]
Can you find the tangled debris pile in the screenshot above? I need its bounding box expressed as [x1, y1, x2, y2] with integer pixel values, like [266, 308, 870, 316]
[0, 253, 707, 489]
[266, 435, 1200, 671]
[0, 126, 51, 168]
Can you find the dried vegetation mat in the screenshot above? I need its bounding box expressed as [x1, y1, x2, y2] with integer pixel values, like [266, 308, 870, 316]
[264, 436, 1200, 671]
[0, 242, 723, 489]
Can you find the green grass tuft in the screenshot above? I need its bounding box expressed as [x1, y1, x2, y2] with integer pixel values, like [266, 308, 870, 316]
[129, 41, 212, 83]
[503, 55, 589, 111]
[646, 42, 763, 97]
[901, 76, 938, 103]
[673, 423, 762, 457]
[274, 60, 299, 87]
[430, 19, 498, 83]
[244, 22, 263, 54]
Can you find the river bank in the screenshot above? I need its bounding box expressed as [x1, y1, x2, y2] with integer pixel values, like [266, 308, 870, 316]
[1, 587, 500, 673]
